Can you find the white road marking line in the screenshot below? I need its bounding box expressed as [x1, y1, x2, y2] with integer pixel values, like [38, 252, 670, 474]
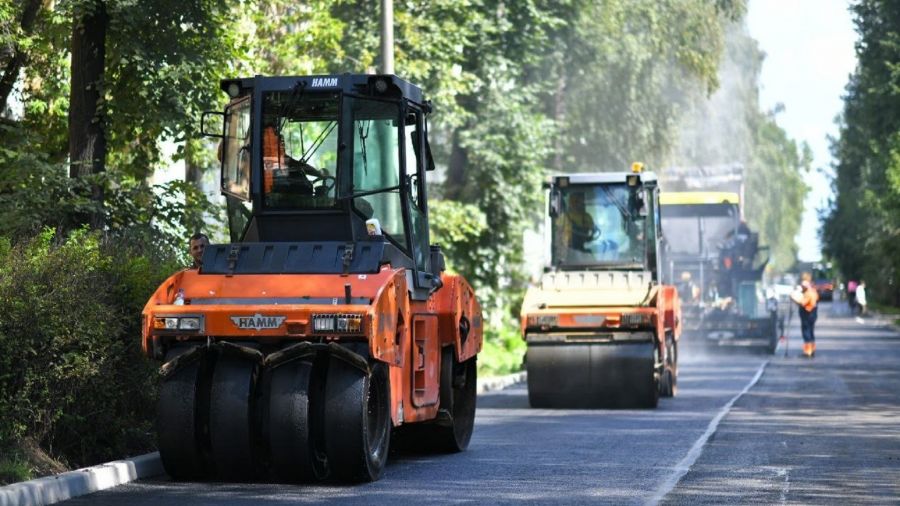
[645, 360, 770, 506]
[776, 467, 790, 504]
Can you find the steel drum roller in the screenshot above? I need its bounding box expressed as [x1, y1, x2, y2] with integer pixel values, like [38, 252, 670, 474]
[526, 342, 657, 409]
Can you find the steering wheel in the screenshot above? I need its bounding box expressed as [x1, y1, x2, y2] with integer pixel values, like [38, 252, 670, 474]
[574, 225, 602, 242]
[310, 174, 336, 195]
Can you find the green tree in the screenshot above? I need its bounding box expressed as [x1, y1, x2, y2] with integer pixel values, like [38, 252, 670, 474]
[823, 0, 900, 304]
[1, 0, 240, 237]
[671, 22, 810, 270]
[549, 0, 746, 171]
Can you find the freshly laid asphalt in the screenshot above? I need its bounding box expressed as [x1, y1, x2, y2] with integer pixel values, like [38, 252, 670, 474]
[60, 302, 900, 505]
[663, 303, 900, 504]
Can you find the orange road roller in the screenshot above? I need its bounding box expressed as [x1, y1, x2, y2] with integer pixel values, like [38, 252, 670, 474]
[142, 74, 482, 482]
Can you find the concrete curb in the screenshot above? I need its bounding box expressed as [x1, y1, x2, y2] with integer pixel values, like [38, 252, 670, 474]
[0, 372, 527, 506]
[477, 371, 526, 394]
[0, 452, 163, 506]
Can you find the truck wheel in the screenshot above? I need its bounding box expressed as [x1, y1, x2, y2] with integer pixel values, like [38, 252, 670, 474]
[323, 358, 391, 482]
[264, 358, 326, 482]
[158, 348, 210, 481]
[434, 352, 477, 452]
[659, 337, 678, 398]
[644, 346, 661, 408]
[209, 354, 259, 481]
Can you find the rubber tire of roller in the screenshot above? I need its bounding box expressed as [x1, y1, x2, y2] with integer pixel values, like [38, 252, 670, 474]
[209, 354, 258, 481]
[157, 350, 208, 481]
[644, 344, 661, 408]
[669, 338, 678, 396]
[659, 338, 677, 398]
[323, 359, 391, 482]
[434, 352, 477, 452]
[265, 359, 324, 483]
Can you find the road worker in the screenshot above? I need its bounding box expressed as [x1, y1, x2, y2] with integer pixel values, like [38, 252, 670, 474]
[565, 191, 596, 252]
[189, 233, 210, 269]
[791, 272, 819, 357]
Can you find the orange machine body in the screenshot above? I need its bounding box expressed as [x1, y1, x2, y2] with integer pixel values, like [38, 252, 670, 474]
[520, 285, 681, 351]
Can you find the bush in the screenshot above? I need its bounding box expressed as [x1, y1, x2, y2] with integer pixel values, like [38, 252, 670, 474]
[478, 324, 526, 377]
[0, 229, 180, 472]
[0, 456, 30, 484]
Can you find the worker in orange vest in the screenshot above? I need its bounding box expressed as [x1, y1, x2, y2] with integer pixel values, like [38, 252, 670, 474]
[791, 272, 820, 357]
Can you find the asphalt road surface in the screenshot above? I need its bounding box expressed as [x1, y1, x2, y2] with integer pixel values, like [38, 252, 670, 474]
[63, 302, 900, 505]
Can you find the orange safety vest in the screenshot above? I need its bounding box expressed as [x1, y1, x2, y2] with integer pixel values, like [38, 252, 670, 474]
[800, 287, 819, 312]
[262, 127, 286, 192]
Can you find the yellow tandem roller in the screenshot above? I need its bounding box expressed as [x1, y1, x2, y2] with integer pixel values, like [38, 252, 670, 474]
[520, 168, 681, 410]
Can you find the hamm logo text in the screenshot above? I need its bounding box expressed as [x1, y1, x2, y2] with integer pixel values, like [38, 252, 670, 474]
[231, 314, 286, 330]
[310, 77, 338, 88]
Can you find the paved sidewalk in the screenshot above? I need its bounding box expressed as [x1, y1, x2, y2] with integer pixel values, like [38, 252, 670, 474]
[663, 302, 900, 504]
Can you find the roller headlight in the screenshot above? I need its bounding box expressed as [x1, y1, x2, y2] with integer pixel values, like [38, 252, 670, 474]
[620, 313, 652, 328]
[178, 317, 202, 330]
[312, 313, 363, 334]
[526, 314, 558, 329]
[153, 315, 204, 333]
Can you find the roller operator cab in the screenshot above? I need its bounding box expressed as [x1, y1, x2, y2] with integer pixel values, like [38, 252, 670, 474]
[521, 166, 681, 408]
[142, 74, 483, 483]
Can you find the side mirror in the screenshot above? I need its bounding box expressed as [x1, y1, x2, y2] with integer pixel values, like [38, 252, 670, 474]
[424, 135, 436, 171]
[549, 188, 562, 218]
[411, 127, 436, 172]
[201, 111, 225, 138]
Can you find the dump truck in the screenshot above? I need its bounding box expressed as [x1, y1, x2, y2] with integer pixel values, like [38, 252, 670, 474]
[659, 191, 778, 352]
[141, 74, 483, 483]
[520, 165, 681, 409]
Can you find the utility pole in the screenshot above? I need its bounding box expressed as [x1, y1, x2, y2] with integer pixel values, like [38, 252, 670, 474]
[380, 0, 394, 74]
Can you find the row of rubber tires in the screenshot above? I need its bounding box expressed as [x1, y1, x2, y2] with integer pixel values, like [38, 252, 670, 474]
[157, 344, 476, 483]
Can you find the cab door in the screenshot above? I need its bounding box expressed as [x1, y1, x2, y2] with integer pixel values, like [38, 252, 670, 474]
[402, 107, 434, 294]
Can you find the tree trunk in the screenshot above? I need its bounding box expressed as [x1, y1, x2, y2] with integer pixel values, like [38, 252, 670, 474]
[551, 72, 567, 171]
[0, 0, 42, 114]
[444, 128, 468, 200]
[184, 139, 204, 184]
[67, 1, 107, 229]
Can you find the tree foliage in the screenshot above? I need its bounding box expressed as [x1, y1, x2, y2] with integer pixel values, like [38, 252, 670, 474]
[550, 0, 746, 170]
[0, 0, 823, 471]
[671, 23, 811, 270]
[1, 0, 240, 180]
[823, 0, 900, 305]
[0, 229, 180, 471]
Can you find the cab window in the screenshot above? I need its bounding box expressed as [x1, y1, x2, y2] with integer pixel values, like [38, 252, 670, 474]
[222, 97, 251, 200]
[350, 97, 406, 251]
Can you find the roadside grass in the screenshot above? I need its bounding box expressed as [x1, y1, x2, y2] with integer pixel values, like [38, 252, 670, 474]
[870, 303, 900, 328]
[871, 303, 900, 315]
[478, 325, 526, 378]
[0, 456, 31, 485]
[0, 438, 68, 485]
